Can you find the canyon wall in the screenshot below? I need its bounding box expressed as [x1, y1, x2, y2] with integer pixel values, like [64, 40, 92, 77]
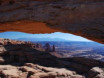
[0, 0, 104, 43]
[0, 38, 104, 78]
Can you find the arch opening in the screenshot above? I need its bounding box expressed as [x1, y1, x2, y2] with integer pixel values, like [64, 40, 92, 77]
[0, 31, 104, 62]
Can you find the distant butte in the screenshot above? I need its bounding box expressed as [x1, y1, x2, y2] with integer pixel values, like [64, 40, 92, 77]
[0, 38, 104, 78]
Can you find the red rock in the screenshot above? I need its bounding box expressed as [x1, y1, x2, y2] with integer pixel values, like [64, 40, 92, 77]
[0, 0, 104, 43]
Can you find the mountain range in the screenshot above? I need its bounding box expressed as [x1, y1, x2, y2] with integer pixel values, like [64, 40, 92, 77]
[16, 38, 69, 41]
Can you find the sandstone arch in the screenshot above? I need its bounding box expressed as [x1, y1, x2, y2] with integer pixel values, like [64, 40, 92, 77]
[0, 0, 104, 43]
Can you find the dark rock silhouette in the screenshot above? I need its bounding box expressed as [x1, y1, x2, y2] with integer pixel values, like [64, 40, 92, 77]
[44, 43, 56, 52]
[52, 45, 56, 52]
[44, 43, 51, 52]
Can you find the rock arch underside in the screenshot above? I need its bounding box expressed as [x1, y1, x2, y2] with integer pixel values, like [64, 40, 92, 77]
[0, 0, 104, 43]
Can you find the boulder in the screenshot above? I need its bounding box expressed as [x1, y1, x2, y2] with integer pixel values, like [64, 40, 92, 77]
[87, 67, 104, 78]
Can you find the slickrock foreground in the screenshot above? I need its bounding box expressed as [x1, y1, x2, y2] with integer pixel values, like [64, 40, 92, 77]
[0, 63, 104, 78]
[0, 63, 84, 78]
[0, 38, 104, 78]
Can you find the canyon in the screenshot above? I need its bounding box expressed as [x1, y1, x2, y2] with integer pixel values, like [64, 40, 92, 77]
[0, 38, 104, 78]
[37, 41, 104, 61]
[0, 0, 104, 78]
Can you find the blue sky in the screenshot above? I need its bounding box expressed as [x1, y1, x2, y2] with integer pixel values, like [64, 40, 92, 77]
[0, 32, 92, 42]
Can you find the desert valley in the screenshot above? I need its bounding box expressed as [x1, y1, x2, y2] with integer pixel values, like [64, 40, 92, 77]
[0, 38, 104, 78]
[34, 41, 104, 61]
[0, 0, 104, 77]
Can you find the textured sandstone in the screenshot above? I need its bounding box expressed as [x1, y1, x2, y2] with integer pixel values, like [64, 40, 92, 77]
[0, 63, 85, 78]
[0, 38, 104, 77]
[88, 67, 104, 78]
[0, 0, 103, 43]
[24, 63, 84, 78]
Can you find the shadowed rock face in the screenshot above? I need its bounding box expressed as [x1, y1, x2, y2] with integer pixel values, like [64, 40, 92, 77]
[0, 0, 104, 43]
[0, 38, 104, 78]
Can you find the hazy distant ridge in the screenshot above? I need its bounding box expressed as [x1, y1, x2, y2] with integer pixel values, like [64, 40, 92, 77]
[17, 38, 69, 41]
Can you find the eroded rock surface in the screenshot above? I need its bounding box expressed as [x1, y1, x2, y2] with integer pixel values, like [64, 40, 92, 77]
[0, 38, 104, 78]
[0, 0, 104, 43]
[0, 63, 85, 78]
[88, 67, 104, 78]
